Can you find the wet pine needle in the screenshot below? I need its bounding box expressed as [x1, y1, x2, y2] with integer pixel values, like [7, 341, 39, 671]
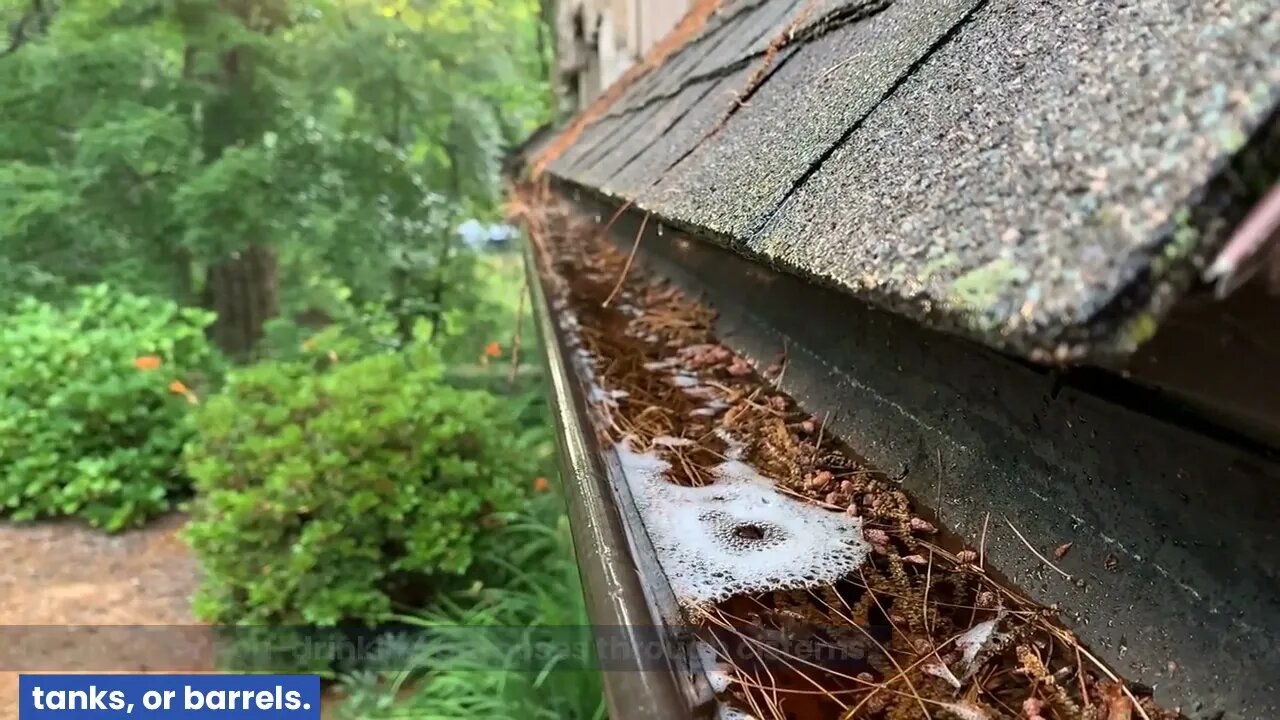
[516, 186, 1185, 720]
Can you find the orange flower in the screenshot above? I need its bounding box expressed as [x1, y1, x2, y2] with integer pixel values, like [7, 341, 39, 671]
[484, 341, 502, 358]
[533, 477, 550, 493]
[168, 380, 199, 405]
[133, 355, 162, 371]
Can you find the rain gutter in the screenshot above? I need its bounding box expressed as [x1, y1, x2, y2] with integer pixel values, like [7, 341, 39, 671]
[523, 243, 715, 720]
[524, 182, 1280, 720]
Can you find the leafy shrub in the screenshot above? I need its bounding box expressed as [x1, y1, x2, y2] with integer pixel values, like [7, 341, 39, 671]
[183, 344, 541, 628]
[259, 300, 407, 365]
[0, 285, 217, 530]
[336, 494, 606, 720]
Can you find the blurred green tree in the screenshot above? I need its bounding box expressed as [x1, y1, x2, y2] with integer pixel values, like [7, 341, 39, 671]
[0, 0, 550, 356]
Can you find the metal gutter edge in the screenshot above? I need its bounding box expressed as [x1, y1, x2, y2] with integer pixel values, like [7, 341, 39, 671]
[522, 242, 708, 720]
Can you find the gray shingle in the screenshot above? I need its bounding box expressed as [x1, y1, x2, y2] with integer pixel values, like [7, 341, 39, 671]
[539, 0, 1280, 362]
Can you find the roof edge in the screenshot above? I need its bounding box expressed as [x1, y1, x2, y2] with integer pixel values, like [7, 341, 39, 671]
[538, 96, 1280, 367]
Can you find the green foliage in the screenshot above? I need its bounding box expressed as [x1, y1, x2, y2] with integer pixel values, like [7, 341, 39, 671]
[300, 0, 550, 208]
[183, 344, 543, 627]
[336, 495, 606, 720]
[0, 286, 218, 531]
[0, 0, 551, 341]
[435, 252, 538, 363]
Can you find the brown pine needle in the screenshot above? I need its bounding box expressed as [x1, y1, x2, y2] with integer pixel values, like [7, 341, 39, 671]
[602, 211, 650, 307]
[597, 198, 635, 241]
[699, 607, 946, 713]
[517, 186, 1181, 720]
[1003, 515, 1073, 580]
[922, 548, 934, 638]
[822, 587, 934, 720]
[1045, 625, 1154, 720]
[979, 512, 990, 568]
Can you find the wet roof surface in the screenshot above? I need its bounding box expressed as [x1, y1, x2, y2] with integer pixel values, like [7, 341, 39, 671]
[543, 0, 1280, 362]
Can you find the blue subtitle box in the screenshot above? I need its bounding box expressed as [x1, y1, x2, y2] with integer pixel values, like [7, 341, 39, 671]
[19, 674, 321, 719]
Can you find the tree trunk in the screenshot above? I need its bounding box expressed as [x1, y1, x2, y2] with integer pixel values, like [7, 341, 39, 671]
[190, 2, 288, 359]
[424, 139, 463, 341]
[422, 236, 457, 342]
[204, 245, 279, 359]
[2, 0, 54, 58]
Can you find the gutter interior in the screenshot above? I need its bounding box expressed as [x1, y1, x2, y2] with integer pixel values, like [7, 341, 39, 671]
[514, 185, 1252, 720]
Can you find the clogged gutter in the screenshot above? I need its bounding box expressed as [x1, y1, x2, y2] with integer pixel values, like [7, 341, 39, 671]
[515, 185, 1184, 720]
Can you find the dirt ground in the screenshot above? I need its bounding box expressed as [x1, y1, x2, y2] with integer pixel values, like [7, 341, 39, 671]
[0, 513, 213, 715]
[0, 514, 348, 719]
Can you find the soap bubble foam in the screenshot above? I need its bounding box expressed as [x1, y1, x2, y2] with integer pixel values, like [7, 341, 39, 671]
[615, 442, 870, 609]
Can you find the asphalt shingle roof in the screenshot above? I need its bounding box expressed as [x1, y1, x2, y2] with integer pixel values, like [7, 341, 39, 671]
[540, 0, 1280, 363]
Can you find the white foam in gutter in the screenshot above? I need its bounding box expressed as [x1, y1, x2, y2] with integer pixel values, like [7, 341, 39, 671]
[696, 641, 734, 694]
[614, 441, 871, 609]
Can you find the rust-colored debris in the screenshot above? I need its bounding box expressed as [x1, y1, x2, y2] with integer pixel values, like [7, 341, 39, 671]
[698, 0, 819, 148]
[695, 0, 892, 153]
[531, 0, 726, 178]
[516, 185, 1184, 720]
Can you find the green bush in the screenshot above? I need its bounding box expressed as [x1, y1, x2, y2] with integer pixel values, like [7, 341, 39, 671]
[0, 285, 217, 530]
[183, 344, 541, 627]
[336, 494, 606, 720]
